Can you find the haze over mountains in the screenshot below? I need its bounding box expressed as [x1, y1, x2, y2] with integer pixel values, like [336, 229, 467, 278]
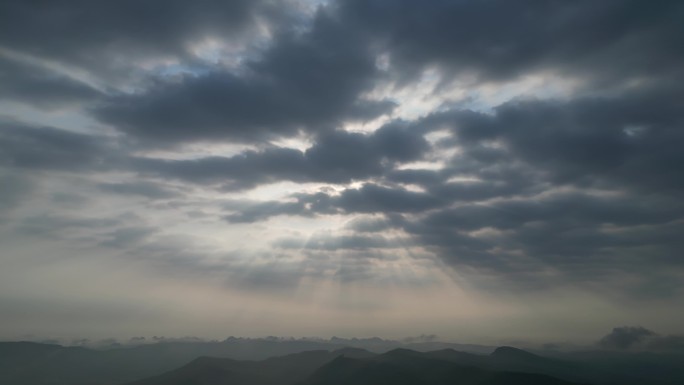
[2, 335, 683, 385]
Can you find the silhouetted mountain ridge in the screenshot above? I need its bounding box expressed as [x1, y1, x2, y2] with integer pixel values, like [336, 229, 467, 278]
[127, 348, 378, 385]
[492, 345, 542, 359]
[128, 346, 592, 385]
[298, 350, 585, 385]
[2, 340, 683, 385]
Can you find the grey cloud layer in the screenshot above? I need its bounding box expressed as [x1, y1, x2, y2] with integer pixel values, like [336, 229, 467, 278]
[337, 0, 684, 85]
[0, 0, 266, 71]
[133, 124, 428, 188]
[0, 56, 102, 108]
[1, 0, 684, 299]
[0, 120, 115, 171]
[94, 9, 387, 144]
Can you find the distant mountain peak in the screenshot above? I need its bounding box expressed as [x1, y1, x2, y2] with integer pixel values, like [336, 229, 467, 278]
[491, 346, 539, 359]
[383, 347, 422, 357]
[331, 347, 375, 358]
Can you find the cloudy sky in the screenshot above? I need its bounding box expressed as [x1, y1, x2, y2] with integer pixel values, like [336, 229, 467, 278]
[1, 0, 683, 345]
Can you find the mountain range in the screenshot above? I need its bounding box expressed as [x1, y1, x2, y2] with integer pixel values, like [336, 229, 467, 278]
[2, 340, 683, 385]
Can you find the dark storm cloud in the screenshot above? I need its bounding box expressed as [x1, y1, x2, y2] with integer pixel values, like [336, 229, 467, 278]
[388, 164, 541, 203]
[134, 124, 429, 189]
[337, 0, 684, 86]
[385, 88, 684, 222]
[219, 142, 684, 281]
[369, 84, 684, 285]
[401, 190, 684, 278]
[386, 169, 445, 188]
[224, 185, 684, 289]
[223, 183, 442, 224]
[0, 0, 265, 69]
[97, 181, 179, 199]
[333, 183, 442, 214]
[1, 0, 683, 299]
[133, 147, 306, 188]
[427, 86, 684, 194]
[348, 99, 398, 121]
[95, 9, 385, 144]
[133, 85, 684, 292]
[0, 56, 102, 108]
[0, 120, 115, 171]
[424, 193, 682, 232]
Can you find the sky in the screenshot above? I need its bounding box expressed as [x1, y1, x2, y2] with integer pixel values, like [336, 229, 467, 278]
[1, 0, 683, 346]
